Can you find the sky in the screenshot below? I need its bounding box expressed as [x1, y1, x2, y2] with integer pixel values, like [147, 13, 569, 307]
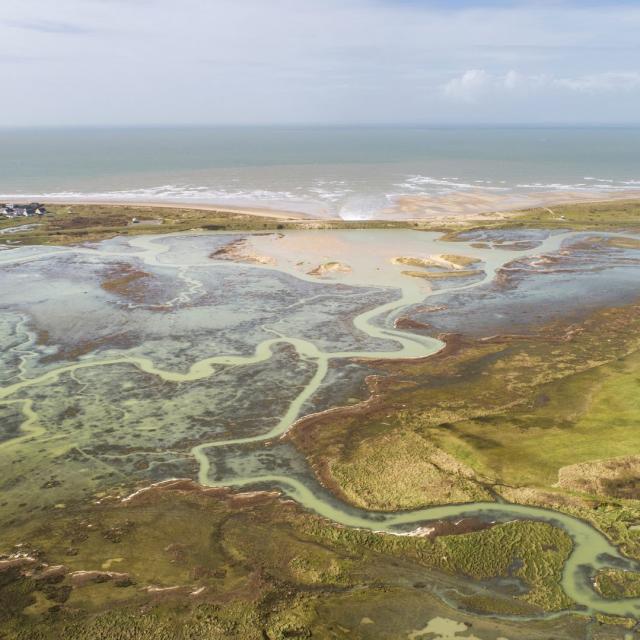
[2, 0, 640, 126]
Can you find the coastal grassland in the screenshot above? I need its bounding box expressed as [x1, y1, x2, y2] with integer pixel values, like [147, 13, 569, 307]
[0, 203, 409, 246]
[425, 346, 640, 490]
[1, 198, 640, 248]
[0, 482, 586, 639]
[304, 519, 573, 612]
[440, 198, 640, 238]
[328, 430, 493, 509]
[502, 199, 640, 230]
[290, 302, 640, 556]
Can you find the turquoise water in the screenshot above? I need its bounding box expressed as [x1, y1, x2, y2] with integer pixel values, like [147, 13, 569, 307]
[1, 126, 639, 218]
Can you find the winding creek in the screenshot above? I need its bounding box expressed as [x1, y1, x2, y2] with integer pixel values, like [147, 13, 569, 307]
[2, 228, 640, 620]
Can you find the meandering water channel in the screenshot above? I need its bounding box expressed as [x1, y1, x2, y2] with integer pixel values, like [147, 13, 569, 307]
[2, 228, 640, 619]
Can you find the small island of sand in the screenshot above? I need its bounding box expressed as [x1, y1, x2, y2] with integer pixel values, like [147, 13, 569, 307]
[392, 254, 483, 280]
[209, 238, 276, 265]
[307, 261, 352, 277]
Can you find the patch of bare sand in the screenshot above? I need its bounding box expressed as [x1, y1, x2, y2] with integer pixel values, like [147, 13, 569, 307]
[389, 189, 640, 222]
[307, 261, 352, 277]
[392, 254, 478, 270]
[45, 190, 640, 224]
[401, 269, 482, 280]
[392, 254, 482, 280]
[210, 237, 276, 265]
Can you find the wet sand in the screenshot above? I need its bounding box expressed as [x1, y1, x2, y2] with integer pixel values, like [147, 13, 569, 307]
[31, 189, 640, 223]
[390, 188, 640, 221]
[39, 189, 640, 223]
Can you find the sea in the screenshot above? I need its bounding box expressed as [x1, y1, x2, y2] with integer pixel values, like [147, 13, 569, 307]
[1, 126, 639, 219]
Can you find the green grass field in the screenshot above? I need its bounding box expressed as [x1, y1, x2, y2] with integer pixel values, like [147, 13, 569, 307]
[291, 301, 640, 561]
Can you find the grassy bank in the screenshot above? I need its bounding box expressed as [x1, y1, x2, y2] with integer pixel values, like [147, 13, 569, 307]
[0, 483, 587, 639]
[290, 301, 640, 560]
[2, 198, 640, 247]
[0, 203, 409, 247]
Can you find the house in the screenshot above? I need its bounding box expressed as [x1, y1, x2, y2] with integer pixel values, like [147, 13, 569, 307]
[1, 204, 16, 218]
[1, 202, 48, 219]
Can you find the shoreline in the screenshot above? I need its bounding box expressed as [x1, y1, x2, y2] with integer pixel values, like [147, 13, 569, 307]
[389, 188, 640, 222]
[2, 194, 640, 248]
[30, 189, 640, 224]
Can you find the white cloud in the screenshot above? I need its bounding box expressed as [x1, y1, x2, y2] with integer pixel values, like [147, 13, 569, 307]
[554, 72, 640, 92]
[442, 70, 491, 102]
[442, 69, 549, 102]
[443, 69, 640, 102]
[1, 0, 640, 124]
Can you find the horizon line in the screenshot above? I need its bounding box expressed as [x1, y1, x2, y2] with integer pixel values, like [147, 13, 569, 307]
[2, 122, 640, 130]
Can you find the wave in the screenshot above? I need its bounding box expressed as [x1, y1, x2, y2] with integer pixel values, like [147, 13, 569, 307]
[0, 178, 359, 214]
[392, 174, 640, 197]
[516, 181, 640, 192]
[338, 195, 392, 221]
[0, 185, 301, 202]
[2, 173, 639, 221]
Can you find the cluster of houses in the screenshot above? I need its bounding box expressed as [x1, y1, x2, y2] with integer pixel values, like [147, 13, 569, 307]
[1, 203, 48, 219]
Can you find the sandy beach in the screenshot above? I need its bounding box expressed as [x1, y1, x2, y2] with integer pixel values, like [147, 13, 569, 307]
[388, 188, 640, 221]
[41, 188, 640, 225]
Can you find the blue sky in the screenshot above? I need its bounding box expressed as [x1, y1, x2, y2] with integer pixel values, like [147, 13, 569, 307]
[1, 0, 640, 125]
